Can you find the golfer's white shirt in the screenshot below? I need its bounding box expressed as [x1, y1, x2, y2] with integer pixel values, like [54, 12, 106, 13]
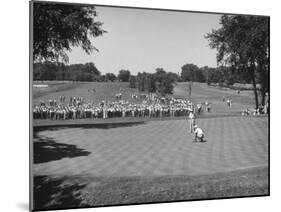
[194, 128, 204, 137]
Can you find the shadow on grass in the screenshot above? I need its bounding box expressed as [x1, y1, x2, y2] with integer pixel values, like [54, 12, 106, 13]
[33, 175, 87, 211]
[33, 136, 91, 164]
[33, 122, 145, 164]
[34, 121, 146, 132]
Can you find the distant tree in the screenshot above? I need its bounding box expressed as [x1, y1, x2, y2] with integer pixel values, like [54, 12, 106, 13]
[195, 69, 206, 82]
[99, 75, 107, 82]
[137, 72, 145, 91]
[181, 64, 199, 82]
[207, 67, 223, 85]
[200, 66, 210, 84]
[33, 62, 45, 80]
[69, 62, 100, 81]
[33, 62, 101, 81]
[129, 76, 137, 88]
[169, 72, 181, 82]
[134, 69, 176, 96]
[33, 61, 57, 80]
[154, 68, 176, 96]
[84, 62, 101, 75]
[55, 63, 68, 80]
[105, 73, 117, 82]
[155, 68, 166, 75]
[220, 66, 236, 86]
[33, 2, 106, 63]
[201, 66, 238, 86]
[118, 70, 131, 82]
[206, 15, 269, 107]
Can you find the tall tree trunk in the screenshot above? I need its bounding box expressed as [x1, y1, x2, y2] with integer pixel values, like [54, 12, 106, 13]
[252, 77, 259, 109]
[250, 64, 259, 109]
[259, 63, 268, 106]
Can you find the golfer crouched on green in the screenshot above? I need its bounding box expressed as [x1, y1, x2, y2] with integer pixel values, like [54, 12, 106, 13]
[193, 125, 205, 142]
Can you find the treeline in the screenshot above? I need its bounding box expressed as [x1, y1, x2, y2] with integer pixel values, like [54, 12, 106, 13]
[34, 62, 252, 86]
[34, 62, 102, 81]
[128, 65, 251, 97]
[34, 61, 256, 97]
[180, 64, 252, 86]
[33, 62, 131, 82]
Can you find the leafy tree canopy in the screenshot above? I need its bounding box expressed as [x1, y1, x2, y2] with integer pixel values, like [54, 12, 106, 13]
[105, 73, 117, 82]
[181, 63, 205, 82]
[136, 69, 177, 96]
[206, 15, 268, 68]
[205, 15, 269, 106]
[33, 62, 101, 81]
[118, 70, 131, 82]
[33, 2, 106, 63]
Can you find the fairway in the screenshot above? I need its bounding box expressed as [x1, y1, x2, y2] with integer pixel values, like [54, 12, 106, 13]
[33, 82, 139, 105]
[173, 83, 256, 115]
[33, 81, 257, 118]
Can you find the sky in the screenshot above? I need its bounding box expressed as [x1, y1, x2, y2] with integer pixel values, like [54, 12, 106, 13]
[67, 6, 222, 75]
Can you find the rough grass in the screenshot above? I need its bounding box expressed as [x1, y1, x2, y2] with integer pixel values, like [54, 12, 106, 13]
[33, 166, 268, 210]
[80, 166, 268, 206]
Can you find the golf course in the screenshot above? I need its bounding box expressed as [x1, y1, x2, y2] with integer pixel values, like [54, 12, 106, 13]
[32, 81, 268, 210]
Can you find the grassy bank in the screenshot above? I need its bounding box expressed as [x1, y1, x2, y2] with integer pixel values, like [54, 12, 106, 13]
[34, 166, 268, 210]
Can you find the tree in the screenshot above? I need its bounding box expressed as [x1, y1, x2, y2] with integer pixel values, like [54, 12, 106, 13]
[129, 76, 137, 88]
[207, 68, 223, 85]
[181, 64, 199, 82]
[33, 2, 106, 63]
[136, 72, 145, 91]
[55, 62, 68, 80]
[155, 68, 166, 75]
[195, 68, 206, 83]
[154, 68, 176, 96]
[206, 15, 269, 108]
[135, 69, 175, 96]
[68, 62, 101, 81]
[33, 62, 101, 81]
[200, 66, 210, 84]
[118, 70, 131, 82]
[105, 73, 117, 82]
[33, 61, 57, 80]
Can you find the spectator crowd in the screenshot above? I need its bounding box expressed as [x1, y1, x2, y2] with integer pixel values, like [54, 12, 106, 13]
[33, 94, 211, 120]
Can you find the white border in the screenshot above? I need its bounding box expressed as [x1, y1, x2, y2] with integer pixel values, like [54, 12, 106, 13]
[1, 0, 279, 212]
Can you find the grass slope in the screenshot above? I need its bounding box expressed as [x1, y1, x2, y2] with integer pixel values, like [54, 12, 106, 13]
[33, 82, 139, 105]
[34, 166, 268, 210]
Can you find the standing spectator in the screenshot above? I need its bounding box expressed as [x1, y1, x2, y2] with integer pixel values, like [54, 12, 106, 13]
[189, 111, 196, 134]
[226, 99, 231, 107]
[197, 103, 202, 115]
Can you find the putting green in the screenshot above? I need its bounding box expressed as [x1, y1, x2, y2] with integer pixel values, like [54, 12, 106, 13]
[33, 116, 268, 177]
